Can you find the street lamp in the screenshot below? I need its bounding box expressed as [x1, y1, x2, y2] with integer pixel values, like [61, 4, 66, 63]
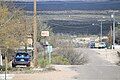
[111, 13, 115, 49]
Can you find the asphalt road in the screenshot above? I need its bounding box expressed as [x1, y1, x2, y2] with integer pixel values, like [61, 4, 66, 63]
[71, 48, 120, 80]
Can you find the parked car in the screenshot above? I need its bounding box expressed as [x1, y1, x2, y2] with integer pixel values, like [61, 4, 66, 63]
[12, 52, 31, 67]
[98, 42, 107, 48]
[89, 41, 95, 48]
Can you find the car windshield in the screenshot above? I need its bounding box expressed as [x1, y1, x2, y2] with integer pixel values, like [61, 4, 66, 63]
[100, 42, 105, 45]
[16, 53, 29, 57]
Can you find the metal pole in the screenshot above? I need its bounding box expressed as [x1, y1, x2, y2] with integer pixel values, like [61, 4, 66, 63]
[5, 53, 7, 80]
[5, 49, 8, 80]
[33, 0, 38, 66]
[110, 26, 113, 38]
[110, 26, 113, 48]
[113, 16, 115, 49]
[49, 52, 51, 64]
[100, 21, 103, 42]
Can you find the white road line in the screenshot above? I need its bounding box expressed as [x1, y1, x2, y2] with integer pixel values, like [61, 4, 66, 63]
[0, 74, 14, 80]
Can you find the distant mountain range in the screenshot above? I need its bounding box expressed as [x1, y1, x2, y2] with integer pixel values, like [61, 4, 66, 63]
[2, 1, 119, 35]
[47, 20, 112, 35]
[5, 1, 120, 11]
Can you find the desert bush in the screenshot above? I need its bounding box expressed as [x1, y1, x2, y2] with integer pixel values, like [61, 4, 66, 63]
[64, 51, 87, 65]
[52, 54, 69, 65]
[117, 51, 120, 58]
[38, 53, 69, 67]
[38, 55, 49, 68]
[0, 65, 12, 71]
[116, 51, 120, 66]
[56, 41, 88, 65]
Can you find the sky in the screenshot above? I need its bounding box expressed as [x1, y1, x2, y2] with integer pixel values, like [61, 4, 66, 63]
[3, 0, 120, 2]
[3, 0, 111, 2]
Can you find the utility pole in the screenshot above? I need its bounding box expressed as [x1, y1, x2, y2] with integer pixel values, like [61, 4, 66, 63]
[110, 26, 113, 48]
[111, 13, 115, 49]
[109, 10, 118, 49]
[33, 0, 38, 66]
[98, 18, 105, 42]
[100, 21, 103, 42]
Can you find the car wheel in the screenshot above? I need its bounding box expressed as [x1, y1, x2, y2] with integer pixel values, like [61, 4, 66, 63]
[26, 63, 30, 67]
[12, 63, 16, 67]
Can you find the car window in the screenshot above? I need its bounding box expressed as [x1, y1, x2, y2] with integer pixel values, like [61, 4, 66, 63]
[16, 53, 29, 57]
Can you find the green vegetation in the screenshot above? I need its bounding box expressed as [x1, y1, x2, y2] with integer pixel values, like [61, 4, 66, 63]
[52, 54, 70, 65]
[38, 53, 69, 68]
[0, 2, 33, 73]
[0, 3, 30, 51]
[38, 58, 49, 68]
[0, 65, 12, 71]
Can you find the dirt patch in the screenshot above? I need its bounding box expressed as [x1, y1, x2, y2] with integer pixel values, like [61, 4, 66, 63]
[13, 65, 79, 80]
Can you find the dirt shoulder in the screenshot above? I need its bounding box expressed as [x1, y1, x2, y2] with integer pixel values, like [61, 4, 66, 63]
[92, 49, 120, 64]
[13, 65, 79, 80]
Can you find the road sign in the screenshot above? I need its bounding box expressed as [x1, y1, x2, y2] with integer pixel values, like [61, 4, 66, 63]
[41, 31, 49, 37]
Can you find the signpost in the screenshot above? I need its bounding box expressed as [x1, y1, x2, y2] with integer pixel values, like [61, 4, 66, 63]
[41, 31, 53, 63]
[47, 46, 53, 63]
[41, 31, 51, 64]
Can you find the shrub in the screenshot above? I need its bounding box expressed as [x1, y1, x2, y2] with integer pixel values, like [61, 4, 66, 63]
[117, 51, 120, 58]
[0, 65, 12, 71]
[52, 54, 70, 65]
[64, 52, 87, 65]
[56, 41, 88, 65]
[38, 56, 49, 68]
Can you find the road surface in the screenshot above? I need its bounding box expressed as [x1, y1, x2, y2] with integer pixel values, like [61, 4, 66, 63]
[1, 48, 120, 80]
[71, 48, 120, 80]
[0, 74, 14, 80]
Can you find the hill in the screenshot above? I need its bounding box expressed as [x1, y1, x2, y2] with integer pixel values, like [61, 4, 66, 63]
[1, 1, 120, 35]
[4, 1, 120, 11]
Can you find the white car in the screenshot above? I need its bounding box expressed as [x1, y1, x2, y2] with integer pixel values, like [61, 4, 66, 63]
[99, 42, 106, 48]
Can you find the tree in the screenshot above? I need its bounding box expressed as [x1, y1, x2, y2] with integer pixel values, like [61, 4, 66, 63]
[37, 20, 55, 47]
[0, 2, 30, 71]
[0, 3, 30, 79]
[0, 7, 28, 49]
